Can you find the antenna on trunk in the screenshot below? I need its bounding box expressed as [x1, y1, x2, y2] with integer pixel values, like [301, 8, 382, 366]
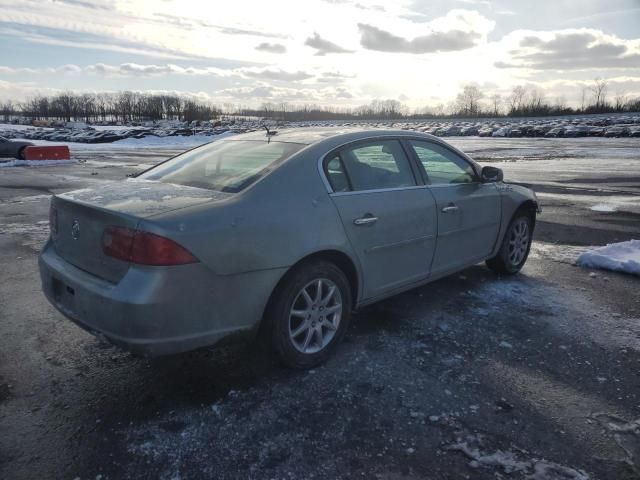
[263, 125, 277, 143]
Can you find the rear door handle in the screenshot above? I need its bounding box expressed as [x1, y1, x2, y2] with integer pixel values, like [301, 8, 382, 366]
[441, 205, 459, 213]
[354, 215, 378, 226]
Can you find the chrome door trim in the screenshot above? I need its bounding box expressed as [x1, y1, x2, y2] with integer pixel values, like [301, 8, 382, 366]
[330, 185, 428, 197]
[365, 234, 436, 254]
[437, 222, 500, 237]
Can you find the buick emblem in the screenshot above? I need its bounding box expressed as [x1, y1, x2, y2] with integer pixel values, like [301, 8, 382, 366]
[71, 220, 80, 240]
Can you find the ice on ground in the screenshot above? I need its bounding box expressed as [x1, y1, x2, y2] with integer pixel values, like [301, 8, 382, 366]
[446, 435, 589, 479]
[537, 192, 640, 215]
[590, 204, 618, 212]
[0, 159, 76, 167]
[577, 240, 640, 276]
[530, 242, 590, 265]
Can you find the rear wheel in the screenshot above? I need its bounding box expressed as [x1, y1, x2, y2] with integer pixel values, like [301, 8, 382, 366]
[17, 147, 26, 160]
[486, 213, 533, 274]
[268, 260, 352, 369]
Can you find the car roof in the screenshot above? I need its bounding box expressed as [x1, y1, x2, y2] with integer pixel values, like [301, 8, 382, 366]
[225, 128, 433, 147]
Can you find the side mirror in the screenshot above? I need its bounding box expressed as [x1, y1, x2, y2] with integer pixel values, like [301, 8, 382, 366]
[481, 166, 503, 183]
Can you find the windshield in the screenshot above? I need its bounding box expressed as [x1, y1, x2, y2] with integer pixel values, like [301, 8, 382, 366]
[139, 140, 305, 193]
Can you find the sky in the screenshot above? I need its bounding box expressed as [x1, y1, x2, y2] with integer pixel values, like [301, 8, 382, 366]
[0, 0, 639, 110]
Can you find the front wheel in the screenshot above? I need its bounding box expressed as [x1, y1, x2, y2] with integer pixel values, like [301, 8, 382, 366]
[486, 214, 533, 274]
[267, 260, 352, 369]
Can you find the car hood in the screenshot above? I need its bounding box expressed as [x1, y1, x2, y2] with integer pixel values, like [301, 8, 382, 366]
[58, 179, 232, 219]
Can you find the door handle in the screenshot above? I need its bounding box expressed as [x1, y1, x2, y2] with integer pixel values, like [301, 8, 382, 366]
[441, 205, 459, 213]
[354, 215, 378, 226]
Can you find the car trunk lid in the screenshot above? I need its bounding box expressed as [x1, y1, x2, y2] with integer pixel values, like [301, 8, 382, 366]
[51, 180, 231, 283]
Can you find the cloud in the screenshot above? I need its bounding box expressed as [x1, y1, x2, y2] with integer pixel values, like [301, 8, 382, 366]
[239, 68, 314, 81]
[315, 71, 355, 84]
[255, 42, 287, 54]
[497, 29, 640, 70]
[51, 0, 116, 11]
[0, 62, 318, 83]
[86, 63, 235, 77]
[358, 9, 493, 53]
[304, 32, 353, 56]
[359, 23, 480, 53]
[217, 84, 358, 105]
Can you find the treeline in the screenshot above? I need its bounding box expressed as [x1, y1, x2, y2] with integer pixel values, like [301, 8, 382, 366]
[450, 78, 640, 118]
[1, 78, 639, 123]
[0, 92, 223, 123]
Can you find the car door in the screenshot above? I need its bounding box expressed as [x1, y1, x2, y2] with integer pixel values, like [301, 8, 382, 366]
[406, 140, 501, 275]
[325, 139, 437, 300]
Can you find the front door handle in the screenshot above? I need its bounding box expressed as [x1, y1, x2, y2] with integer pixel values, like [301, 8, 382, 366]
[441, 205, 459, 213]
[354, 215, 378, 226]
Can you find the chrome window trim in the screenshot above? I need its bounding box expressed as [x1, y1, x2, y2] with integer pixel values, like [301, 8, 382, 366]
[329, 185, 428, 197]
[316, 133, 481, 194]
[406, 138, 481, 185]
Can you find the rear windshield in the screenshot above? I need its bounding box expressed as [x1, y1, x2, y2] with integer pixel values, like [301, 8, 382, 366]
[139, 140, 305, 193]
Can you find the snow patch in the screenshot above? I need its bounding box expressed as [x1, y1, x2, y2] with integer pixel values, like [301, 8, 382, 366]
[446, 435, 589, 479]
[590, 204, 617, 212]
[109, 134, 217, 148]
[530, 242, 590, 265]
[577, 240, 640, 276]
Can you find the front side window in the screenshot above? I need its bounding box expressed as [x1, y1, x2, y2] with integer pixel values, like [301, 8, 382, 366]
[410, 140, 476, 185]
[339, 140, 416, 191]
[139, 140, 304, 193]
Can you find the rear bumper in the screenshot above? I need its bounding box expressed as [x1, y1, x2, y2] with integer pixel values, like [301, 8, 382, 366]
[38, 240, 285, 356]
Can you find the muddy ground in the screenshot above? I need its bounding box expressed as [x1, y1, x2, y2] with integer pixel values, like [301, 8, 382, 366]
[1, 137, 639, 479]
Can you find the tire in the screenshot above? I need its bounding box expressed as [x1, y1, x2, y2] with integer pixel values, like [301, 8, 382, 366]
[17, 147, 26, 160]
[486, 213, 533, 275]
[267, 260, 352, 369]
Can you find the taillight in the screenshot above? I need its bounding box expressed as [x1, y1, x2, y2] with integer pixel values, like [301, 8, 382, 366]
[49, 204, 57, 236]
[102, 226, 198, 266]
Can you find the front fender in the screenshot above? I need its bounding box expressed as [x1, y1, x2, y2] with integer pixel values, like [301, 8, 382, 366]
[490, 183, 540, 257]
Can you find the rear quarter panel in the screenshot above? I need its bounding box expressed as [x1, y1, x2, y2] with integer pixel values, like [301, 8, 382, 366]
[145, 144, 356, 278]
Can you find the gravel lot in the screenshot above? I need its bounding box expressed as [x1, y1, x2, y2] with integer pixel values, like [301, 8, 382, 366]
[1, 137, 639, 480]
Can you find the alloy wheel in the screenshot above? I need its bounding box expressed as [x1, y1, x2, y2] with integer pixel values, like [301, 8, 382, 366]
[288, 278, 342, 354]
[508, 218, 530, 266]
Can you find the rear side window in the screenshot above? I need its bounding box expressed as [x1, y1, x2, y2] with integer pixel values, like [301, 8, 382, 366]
[409, 140, 476, 185]
[325, 155, 350, 192]
[140, 140, 304, 193]
[339, 140, 416, 191]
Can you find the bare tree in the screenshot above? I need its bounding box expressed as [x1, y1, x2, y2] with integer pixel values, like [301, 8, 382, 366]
[508, 85, 527, 114]
[455, 85, 484, 116]
[489, 94, 502, 116]
[614, 90, 627, 112]
[589, 77, 608, 110]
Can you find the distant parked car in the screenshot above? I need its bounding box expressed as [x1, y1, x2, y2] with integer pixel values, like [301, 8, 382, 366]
[40, 129, 540, 368]
[0, 136, 33, 159]
[544, 127, 564, 138]
[604, 126, 629, 137]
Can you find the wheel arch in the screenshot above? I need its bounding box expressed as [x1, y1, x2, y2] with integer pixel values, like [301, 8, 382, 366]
[258, 249, 360, 336]
[514, 199, 538, 229]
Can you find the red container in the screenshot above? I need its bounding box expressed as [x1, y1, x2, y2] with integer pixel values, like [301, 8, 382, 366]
[23, 146, 71, 161]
